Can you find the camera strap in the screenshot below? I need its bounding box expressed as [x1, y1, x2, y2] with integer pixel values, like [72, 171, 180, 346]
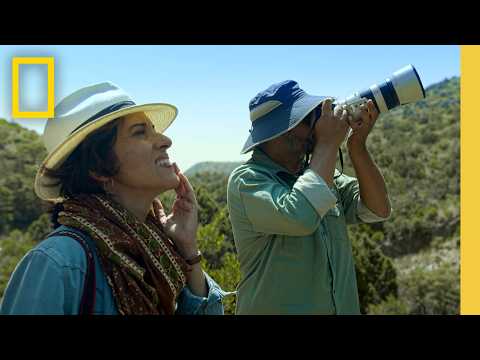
[336, 148, 344, 179]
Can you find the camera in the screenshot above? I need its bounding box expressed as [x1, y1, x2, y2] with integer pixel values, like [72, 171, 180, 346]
[302, 65, 426, 176]
[314, 64, 426, 121]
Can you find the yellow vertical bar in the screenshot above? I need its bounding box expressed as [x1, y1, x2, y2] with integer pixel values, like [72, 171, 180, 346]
[47, 57, 54, 117]
[11, 58, 20, 117]
[461, 45, 480, 314]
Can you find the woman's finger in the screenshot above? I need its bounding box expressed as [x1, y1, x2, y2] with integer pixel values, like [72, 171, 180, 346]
[175, 176, 187, 198]
[175, 178, 185, 196]
[180, 200, 193, 211]
[171, 197, 184, 214]
[174, 184, 182, 198]
[154, 200, 169, 225]
[176, 172, 188, 191]
[173, 162, 186, 194]
[153, 198, 167, 219]
[179, 175, 189, 198]
[178, 173, 197, 205]
[173, 162, 181, 175]
[175, 196, 192, 212]
[174, 163, 190, 195]
[172, 163, 197, 207]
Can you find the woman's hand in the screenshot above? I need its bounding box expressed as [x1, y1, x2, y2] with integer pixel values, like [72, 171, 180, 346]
[153, 163, 199, 259]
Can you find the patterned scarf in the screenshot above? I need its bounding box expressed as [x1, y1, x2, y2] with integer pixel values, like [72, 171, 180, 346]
[56, 193, 189, 315]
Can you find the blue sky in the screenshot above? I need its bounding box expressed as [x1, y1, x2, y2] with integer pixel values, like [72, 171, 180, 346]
[0, 45, 460, 171]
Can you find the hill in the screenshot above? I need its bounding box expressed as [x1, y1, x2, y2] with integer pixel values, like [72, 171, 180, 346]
[185, 162, 243, 177]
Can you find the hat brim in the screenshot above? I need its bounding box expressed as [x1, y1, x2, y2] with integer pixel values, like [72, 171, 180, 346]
[240, 93, 332, 154]
[35, 103, 177, 202]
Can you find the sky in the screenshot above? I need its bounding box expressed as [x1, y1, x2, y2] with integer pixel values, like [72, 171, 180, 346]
[0, 45, 460, 171]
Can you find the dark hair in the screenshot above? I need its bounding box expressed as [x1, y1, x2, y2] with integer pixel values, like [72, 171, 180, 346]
[43, 119, 122, 228]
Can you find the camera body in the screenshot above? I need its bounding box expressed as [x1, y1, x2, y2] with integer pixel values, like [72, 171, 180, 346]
[313, 97, 368, 123]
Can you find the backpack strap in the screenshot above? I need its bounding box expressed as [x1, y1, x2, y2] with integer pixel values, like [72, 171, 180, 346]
[47, 229, 96, 315]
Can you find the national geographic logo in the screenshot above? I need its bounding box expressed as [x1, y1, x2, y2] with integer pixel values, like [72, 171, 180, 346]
[11, 57, 54, 118]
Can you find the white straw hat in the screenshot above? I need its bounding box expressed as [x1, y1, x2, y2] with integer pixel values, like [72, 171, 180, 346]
[34, 81, 178, 202]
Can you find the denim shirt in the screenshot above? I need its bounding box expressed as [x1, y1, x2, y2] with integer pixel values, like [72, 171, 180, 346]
[0, 225, 228, 315]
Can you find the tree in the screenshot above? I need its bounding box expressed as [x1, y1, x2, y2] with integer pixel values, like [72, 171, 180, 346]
[350, 226, 398, 313]
[0, 230, 36, 299]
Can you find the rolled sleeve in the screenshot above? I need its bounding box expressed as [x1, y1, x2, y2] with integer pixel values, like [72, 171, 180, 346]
[334, 171, 392, 224]
[175, 272, 233, 315]
[234, 169, 335, 236]
[296, 169, 337, 218]
[357, 197, 393, 223]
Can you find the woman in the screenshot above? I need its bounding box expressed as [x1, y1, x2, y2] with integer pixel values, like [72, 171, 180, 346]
[0, 82, 227, 315]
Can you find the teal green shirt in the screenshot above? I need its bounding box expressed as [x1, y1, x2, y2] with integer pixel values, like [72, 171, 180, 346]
[227, 148, 390, 315]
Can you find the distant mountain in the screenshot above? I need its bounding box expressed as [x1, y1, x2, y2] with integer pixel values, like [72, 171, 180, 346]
[185, 161, 244, 177]
[424, 77, 459, 95]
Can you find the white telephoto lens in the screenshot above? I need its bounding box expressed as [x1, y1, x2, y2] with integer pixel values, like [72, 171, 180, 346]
[391, 64, 426, 105]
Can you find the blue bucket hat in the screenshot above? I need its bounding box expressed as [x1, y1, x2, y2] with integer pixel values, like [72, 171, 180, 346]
[241, 80, 333, 154]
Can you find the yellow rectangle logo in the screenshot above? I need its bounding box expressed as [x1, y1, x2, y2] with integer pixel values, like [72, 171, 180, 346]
[12, 57, 55, 118]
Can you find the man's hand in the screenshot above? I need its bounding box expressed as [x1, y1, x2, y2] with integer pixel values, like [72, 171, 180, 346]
[308, 99, 350, 186]
[313, 98, 350, 150]
[346, 99, 379, 149]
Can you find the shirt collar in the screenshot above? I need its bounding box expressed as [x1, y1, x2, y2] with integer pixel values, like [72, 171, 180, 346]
[251, 148, 298, 181]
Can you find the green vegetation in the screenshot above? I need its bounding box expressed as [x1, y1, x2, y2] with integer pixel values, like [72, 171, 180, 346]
[185, 162, 243, 177]
[0, 77, 460, 314]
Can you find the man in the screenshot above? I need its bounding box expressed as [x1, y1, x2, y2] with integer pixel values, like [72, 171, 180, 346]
[227, 80, 392, 315]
